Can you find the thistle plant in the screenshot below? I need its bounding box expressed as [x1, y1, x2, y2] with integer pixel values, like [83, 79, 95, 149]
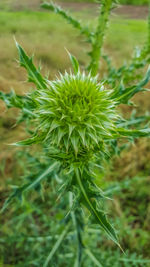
[1, 41, 150, 248]
[13, 45, 121, 246]
[1, 0, 150, 266]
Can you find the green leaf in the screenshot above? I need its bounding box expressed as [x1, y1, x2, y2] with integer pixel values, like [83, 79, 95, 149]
[74, 168, 121, 249]
[1, 162, 59, 213]
[15, 41, 47, 89]
[41, 2, 92, 40]
[115, 128, 150, 138]
[0, 90, 26, 109]
[12, 135, 42, 146]
[0, 90, 36, 122]
[113, 67, 150, 104]
[117, 114, 150, 128]
[68, 52, 80, 74]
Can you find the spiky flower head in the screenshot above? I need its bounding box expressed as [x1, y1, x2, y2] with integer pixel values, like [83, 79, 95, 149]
[33, 70, 118, 162]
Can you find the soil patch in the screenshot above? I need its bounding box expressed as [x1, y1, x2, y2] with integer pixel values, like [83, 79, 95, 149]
[1, 0, 149, 20]
[114, 4, 148, 19]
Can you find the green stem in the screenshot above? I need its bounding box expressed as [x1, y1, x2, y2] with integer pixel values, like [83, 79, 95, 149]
[88, 0, 112, 76]
[141, 0, 150, 56]
[43, 222, 71, 267]
[85, 248, 103, 267]
[147, 0, 150, 52]
[69, 192, 83, 267]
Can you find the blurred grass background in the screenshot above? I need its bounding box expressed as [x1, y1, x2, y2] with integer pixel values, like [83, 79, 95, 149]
[0, 0, 150, 266]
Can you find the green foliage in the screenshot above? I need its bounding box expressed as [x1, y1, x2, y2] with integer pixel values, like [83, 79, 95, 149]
[0, 0, 150, 266]
[1, 154, 150, 266]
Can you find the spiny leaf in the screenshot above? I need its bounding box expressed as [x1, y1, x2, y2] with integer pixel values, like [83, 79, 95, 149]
[68, 52, 80, 75]
[113, 67, 150, 104]
[0, 90, 26, 109]
[41, 2, 92, 40]
[1, 162, 59, 213]
[75, 168, 121, 249]
[0, 90, 35, 121]
[115, 128, 150, 138]
[15, 41, 47, 89]
[12, 135, 43, 146]
[117, 113, 150, 128]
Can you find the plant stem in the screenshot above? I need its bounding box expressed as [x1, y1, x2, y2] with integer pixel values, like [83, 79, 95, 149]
[147, 0, 150, 52]
[85, 248, 103, 267]
[69, 192, 83, 267]
[43, 222, 71, 267]
[88, 0, 112, 76]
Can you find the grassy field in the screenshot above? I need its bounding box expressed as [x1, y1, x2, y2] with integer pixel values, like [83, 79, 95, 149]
[0, 2, 150, 266]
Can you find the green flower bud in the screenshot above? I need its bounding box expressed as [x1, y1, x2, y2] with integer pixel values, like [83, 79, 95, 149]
[33, 71, 118, 161]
